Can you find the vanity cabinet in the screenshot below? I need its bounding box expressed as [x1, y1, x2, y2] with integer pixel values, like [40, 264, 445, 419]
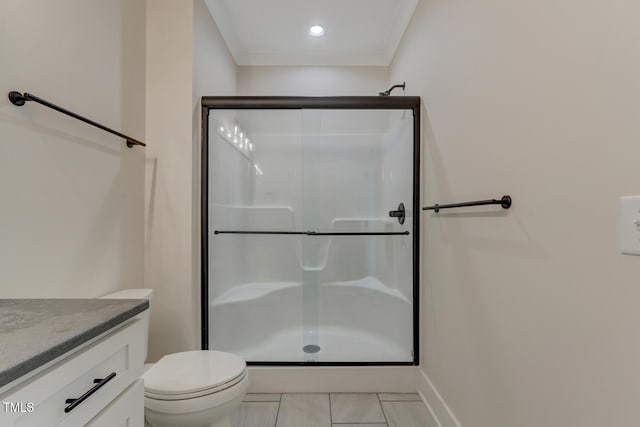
[0, 317, 145, 426]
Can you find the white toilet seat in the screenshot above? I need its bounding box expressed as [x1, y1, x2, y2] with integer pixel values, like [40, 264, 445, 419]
[143, 350, 249, 415]
[144, 350, 246, 396]
[144, 371, 249, 416]
[145, 369, 248, 400]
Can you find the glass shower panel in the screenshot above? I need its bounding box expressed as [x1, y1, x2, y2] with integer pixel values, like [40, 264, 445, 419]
[208, 109, 306, 362]
[301, 109, 414, 362]
[206, 102, 417, 364]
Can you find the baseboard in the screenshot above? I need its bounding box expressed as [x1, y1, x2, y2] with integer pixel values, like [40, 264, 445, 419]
[247, 366, 420, 393]
[415, 369, 462, 427]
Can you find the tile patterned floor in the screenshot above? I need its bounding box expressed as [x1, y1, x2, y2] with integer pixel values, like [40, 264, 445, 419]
[230, 392, 435, 427]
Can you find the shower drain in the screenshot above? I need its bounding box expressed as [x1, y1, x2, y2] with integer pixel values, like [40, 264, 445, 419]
[303, 344, 321, 354]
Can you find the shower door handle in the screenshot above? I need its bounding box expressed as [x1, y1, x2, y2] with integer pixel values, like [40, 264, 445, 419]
[389, 203, 405, 225]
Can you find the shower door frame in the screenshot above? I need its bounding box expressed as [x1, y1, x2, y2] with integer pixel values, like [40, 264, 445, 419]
[200, 96, 421, 366]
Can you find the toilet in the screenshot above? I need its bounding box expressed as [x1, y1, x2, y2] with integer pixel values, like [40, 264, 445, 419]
[101, 289, 248, 427]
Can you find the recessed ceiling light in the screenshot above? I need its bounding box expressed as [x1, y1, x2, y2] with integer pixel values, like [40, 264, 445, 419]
[309, 25, 325, 37]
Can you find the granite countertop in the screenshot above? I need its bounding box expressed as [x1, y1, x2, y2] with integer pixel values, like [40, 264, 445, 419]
[0, 298, 149, 389]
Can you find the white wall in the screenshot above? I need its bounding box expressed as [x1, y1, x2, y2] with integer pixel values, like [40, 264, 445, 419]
[145, 0, 237, 362]
[0, 0, 145, 297]
[193, 0, 237, 105]
[237, 66, 389, 96]
[391, 0, 640, 426]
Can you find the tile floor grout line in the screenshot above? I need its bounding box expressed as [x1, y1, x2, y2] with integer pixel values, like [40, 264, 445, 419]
[329, 393, 333, 424]
[273, 395, 282, 427]
[377, 393, 390, 427]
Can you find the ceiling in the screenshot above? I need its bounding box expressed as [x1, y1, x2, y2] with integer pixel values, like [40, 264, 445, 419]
[204, 0, 418, 66]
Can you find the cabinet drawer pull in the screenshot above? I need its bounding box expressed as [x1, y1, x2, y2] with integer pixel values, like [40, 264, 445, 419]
[64, 372, 117, 413]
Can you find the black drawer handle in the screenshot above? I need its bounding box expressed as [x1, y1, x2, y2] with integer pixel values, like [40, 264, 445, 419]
[64, 372, 116, 413]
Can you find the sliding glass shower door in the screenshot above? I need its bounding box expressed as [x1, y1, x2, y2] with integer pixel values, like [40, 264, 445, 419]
[202, 97, 420, 364]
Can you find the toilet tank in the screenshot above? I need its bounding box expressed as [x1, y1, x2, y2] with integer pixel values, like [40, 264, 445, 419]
[100, 289, 153, 361]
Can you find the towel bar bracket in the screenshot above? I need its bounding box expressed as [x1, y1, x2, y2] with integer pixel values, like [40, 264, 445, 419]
[8, 91, 26, 106]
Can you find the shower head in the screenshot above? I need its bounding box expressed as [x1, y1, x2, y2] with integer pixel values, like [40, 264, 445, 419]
[378, 82, 406, 96]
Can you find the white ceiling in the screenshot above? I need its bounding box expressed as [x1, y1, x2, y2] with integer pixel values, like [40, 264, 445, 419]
[204, 0, 418, 66]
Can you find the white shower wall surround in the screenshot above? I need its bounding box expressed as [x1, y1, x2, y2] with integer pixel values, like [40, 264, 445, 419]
[204, 100, 419, 364]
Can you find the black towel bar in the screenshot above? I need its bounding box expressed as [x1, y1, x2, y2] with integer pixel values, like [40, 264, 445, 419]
[8, 91, 146, 148]
[423, 195, 512, 213]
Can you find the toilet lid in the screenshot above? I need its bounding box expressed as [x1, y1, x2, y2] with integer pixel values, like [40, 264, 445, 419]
[144, 350, 246, 396]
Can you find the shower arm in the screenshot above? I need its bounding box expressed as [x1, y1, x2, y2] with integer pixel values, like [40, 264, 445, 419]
[378, 82, 406, 96]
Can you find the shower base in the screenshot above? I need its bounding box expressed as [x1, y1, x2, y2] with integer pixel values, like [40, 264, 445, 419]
[210, 277, 413, 364]
[236, 325, 409, 363]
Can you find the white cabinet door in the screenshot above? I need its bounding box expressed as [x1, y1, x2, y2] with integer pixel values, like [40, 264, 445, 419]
[87, 379, 144, 427]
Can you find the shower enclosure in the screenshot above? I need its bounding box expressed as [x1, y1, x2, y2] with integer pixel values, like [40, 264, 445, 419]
[201, 97, 420, 365]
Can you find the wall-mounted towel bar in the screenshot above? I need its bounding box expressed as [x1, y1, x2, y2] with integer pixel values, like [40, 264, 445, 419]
[8, 91, 146, 148]
[423, 195, 512, 213]
[214, 230, 410, 236]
